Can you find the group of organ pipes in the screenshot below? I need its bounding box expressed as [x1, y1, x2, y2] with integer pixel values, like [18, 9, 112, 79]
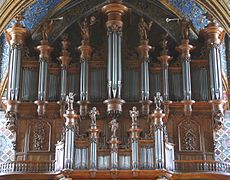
[3, 0, 227, 177]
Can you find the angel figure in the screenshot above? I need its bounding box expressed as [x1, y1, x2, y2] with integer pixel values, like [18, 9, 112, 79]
[89, 107, 99, 126]
[138, 18, 153, 41]
[42, 20, 54, 41]
[79, 16, 96, 42]
[179, 18, 190, 40]
[66, 92, 75, 110]
[154, 92, 163, 110]
[129, 106, 139, 125]
[109, 118, 119, 138]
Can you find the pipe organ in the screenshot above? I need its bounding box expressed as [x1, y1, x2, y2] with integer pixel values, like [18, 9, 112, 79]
[1, 1, 229, 180]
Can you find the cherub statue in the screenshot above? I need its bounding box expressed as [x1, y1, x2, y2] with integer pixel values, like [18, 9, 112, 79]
[154, 92, 163, 110]
[42, 20, 54, 41]
[79, 16, 96, 42]
[66, 92, 75, 110]
[138, 18, 153, 41]
[109, 118, 119, 138]
[89, 107, 99, 126]
[129, 106, 139, 125]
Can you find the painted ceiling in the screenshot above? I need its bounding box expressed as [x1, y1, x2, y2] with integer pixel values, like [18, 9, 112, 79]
[21, 0, 208, 31]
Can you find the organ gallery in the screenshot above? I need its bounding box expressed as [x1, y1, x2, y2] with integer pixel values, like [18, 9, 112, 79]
[0, 0, 229, 179]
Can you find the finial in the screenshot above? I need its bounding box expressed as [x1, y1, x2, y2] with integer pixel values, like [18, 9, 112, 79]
[154, 92, 163, 110]
[89, 107, 99, 126]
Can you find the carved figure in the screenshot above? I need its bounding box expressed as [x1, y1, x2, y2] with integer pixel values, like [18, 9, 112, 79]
[66, 92, 75, 110]
[213, 110, 224, 130]
[160, 33, 168, 51]
[129, 106, 139, 125]
[179, 18, 190, 40]
[5, 111, 17, 133]
[79, 16, 96, 42]
[109, 118, 119, 137]
[138, 18, 153, 41]
[41, 20, 54, 41]
[154, 92, 163, 110]
[89, 107, 99, 126]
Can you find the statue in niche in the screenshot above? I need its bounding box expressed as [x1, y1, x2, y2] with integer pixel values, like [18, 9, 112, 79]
[109, 118, 118, 138]
[154, 92, 163, 110]
[179, 18, 190, 40]
[41, 20, 54, 41]
[129, 106, 139, 125]
[89, 107, 99, 126]
[138, 18, 153, 41]
[66, 92, 75, 110]
[79, 16, 96, 42]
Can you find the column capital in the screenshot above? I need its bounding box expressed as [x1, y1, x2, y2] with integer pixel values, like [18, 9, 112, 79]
[5, 21, 29, 46]
[35, 41, 53, 61]
[202, 22, 225, 46]
[176, 40, 195, 62]
[78, 44, 93, 62]
[59, 39, 71, 69]
[157, 55, 172, 66]
[102, 2, 128, 29]
[136, 40, 154, 61]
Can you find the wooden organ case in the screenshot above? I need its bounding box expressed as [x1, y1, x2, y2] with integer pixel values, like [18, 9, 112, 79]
[0, 1, 229, 180]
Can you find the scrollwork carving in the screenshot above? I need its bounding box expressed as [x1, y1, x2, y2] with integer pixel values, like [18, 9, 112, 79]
[5, 111, 17, 133]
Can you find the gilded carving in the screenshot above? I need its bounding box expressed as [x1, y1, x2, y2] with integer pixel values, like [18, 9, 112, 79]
[138, 18, 153, 41]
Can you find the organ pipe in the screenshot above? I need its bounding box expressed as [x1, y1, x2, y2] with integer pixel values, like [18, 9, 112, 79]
[203, 14, 226, 131]
[34, 20, 53, 117]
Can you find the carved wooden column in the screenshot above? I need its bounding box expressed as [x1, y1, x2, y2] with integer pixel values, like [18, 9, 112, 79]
[63, 93, 79, 170]
[176, 19, 195, 119]
[77, 18, 94, 117]
[202, 14, 226, 131]
[4, 15, 28, 131]
[102, 1, 127, 176]
[88, 107, 100, 177]
[128, 107, 142, 176]
[57, 35, 71, 117]
[136, 18, 153, 116]
[150, 92, 165, 169]
[34, 21, 53, 117]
